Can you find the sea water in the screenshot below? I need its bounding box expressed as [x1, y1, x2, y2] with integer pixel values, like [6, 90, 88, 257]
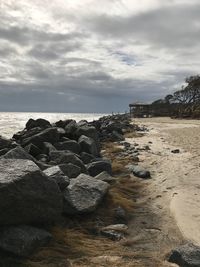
[0, 112, 108, 138]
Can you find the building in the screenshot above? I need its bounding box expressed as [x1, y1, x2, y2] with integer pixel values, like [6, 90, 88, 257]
[129, 103, 153, 118]
[129, 102, 173, 117]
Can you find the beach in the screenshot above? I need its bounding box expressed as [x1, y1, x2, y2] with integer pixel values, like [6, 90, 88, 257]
[127, 117, 200, 258]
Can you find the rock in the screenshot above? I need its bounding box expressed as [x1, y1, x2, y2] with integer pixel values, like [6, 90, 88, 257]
[78, 135, 98, 156]
[63, 174, 109, 214]
[24, 143, 42, 157]
[65, 120, 78, 138]
[0, 148, 10, 156]
[171, 149, 180, 154]
[168, 243, 200, 267]
[111, 131, 125, 141]
[3, 146, 35, 161]
[59, 163, 81, 178]
[0, 136, 12, 149]
[36, 154, 49, 163]
[80, 152, 95, 164]
[131, 165, 151, 179]
[44, 166, 70, 190]
[22, 128, 60, 148]
[0, 225, 52, 257]
[55, 119, 73, 128]
[26, 118, 51, 130]
[95, 171, 116, 183]
[13, 127, 42, 142]
[75, 125, 100, 153]
[87, 161, 112, 177]
[54, 140, 80, 154]
[35, 161, 53, 171]
[43, 142, 57, 155]
[50, 151, 86, 173]
[0, 159, 62, 225]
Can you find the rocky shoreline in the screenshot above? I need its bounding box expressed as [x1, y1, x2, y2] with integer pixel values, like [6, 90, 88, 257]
[0, 113, 151, 266]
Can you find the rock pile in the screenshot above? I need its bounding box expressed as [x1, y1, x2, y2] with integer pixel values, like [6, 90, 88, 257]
[0, 114, 136, 258]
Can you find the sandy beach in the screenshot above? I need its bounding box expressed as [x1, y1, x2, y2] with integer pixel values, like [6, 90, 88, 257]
[128, 117, 200, 256]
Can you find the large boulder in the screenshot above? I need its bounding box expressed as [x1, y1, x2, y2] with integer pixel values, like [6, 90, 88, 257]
[78, 135, 98, 156]
[21, 128, 60, 148]
[42, 142, 57, 155]
[168, 243, 200, 267]
[26, 118, 51, 130]
[75, 125, 99, 150]
[54, 140, 80, 154]
[80, 152, 95, 164]
[43, 166, 70, 191]
[43, 166, 70, 190]
[0, 225, 52, 257]
[59, 163, 81, 179]
[50, 151, 86, 173]
[63, 174, 109, 214]
[65, 120, 78, 138]
[0, 136, 12, 149]
[3, 146, 35, 161]
[87, 160, 112, 177]
[95, 171, 116, 183]
[24, 143, 42, 157]
[13, 127, 42, 142]
[55, 119, 73, 129]
[0, 159, 62, 225]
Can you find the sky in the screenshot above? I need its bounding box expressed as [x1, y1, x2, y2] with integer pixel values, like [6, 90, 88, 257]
[0, 0, 200, 113]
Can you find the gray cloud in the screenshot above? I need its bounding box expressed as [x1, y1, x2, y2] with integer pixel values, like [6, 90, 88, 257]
[85, 3, 200, 50]
[0, 1, 199, 113]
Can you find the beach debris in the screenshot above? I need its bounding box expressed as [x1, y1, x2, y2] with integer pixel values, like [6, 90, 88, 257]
[171, 149, 180, 154]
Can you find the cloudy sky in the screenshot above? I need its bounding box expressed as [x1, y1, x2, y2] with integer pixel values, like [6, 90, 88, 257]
[0, 0, 199, 113]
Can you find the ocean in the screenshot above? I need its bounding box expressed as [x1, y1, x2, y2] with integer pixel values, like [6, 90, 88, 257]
[0, 112, 108, 139]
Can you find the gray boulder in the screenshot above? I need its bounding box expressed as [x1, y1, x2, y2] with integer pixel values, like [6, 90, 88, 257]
[0, 225, 52, 257]
[131, 165, 151, 179]
[78, 135, 98, 156]
[80, 152, 95, 164]
[24, 143, 42, 157]
[168, 243, 200, 267]
[95, 171, 116, 183]
[63, 174, 109, 214]
[0, 148, 10, 156]
[0, 136, 12, 149]
[50, 151, 86, 173]
[0, 159, 62, 225]
[43, 166, 70, 190]
[75, 125, 100, 153]
[43, 142, 57, 155]
[87, 160, 112, 177]
[26, 118, 51, 130]
[59, 163, 81, 179]
[54, 140, 80, 154]
[22, 127, 60, 148]
[3, 146, 35, 161]
[65, 120, 78, 138]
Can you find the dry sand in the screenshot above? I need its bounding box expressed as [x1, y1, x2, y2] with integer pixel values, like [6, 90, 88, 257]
[128, 117, 200, 250]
